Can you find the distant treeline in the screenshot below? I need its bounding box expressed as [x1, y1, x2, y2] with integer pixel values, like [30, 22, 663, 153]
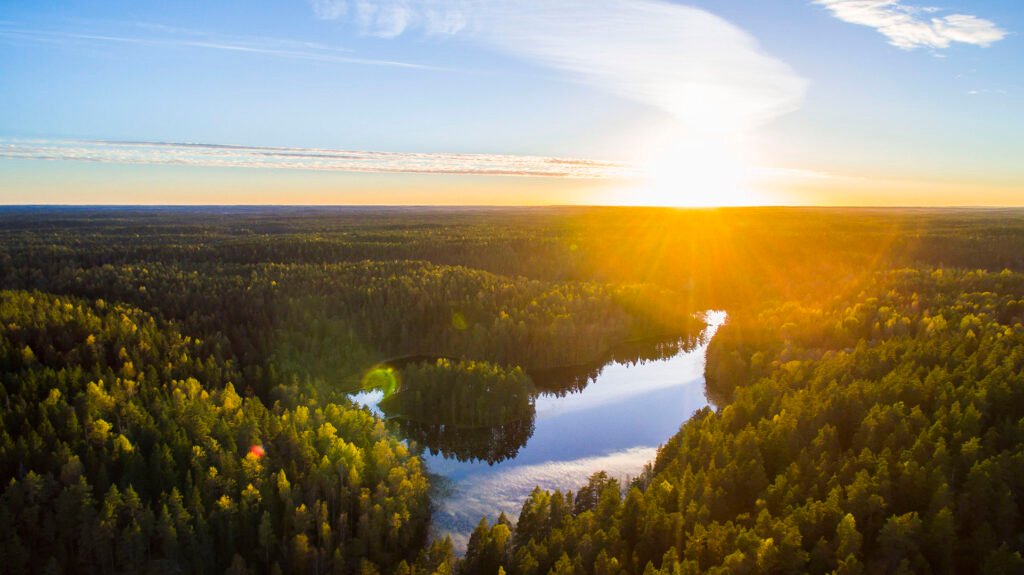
[5, 207, 1024, 302]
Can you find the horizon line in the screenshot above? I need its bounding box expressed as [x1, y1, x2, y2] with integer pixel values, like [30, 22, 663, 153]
[3, 204, 1024, 210]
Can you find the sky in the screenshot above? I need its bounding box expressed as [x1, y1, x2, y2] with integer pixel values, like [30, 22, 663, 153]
[0, 0, 1022, 206]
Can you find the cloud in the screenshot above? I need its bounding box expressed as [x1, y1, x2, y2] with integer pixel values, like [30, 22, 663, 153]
[310, 0, 807, 133]
[0, 138, 634, 179]
[311, 0, 472, 37]
[967, 88, 1008, 96]
[0, 138, 839, 184]
[0, 22, 444, 70]
[813, 1, 1007, 50]
[310, 0, 348, 21]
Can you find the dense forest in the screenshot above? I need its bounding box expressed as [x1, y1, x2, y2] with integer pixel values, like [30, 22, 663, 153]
[0, 290, 439, 574]
[462, 268, 1024, 574]
[2, 207, 1024, 573]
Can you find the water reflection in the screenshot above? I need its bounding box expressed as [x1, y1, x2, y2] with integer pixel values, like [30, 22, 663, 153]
[355, 322, 711, 466]
[428, 310, 725, 550]
[392, 417, 535, 465]
[352, 311, 726, 551]
[529, 331, 707, 397]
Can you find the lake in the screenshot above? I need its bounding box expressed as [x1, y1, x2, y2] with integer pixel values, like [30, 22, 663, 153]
[353, 310, 726, 550]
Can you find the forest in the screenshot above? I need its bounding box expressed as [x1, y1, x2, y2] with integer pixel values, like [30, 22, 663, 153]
[2, 206, 1024, 573]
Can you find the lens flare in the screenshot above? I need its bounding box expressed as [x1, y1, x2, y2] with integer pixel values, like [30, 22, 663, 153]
[362, 366, 400, 396]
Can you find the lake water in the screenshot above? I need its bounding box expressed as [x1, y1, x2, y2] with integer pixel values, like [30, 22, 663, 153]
[352, 310, 725, 550]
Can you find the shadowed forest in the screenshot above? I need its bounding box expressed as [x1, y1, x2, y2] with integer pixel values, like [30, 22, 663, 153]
[2, 207, 1024, 574]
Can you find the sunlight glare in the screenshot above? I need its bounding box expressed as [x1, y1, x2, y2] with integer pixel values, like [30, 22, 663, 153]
[627, 135, 762, 207]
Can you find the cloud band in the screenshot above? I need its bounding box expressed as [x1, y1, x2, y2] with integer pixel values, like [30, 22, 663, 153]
[0, 138, 635, 179]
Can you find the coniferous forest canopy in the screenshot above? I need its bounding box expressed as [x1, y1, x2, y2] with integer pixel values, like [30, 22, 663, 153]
[2, 206, 1024, 574]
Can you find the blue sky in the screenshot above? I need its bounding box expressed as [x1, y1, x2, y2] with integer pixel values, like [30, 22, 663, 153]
[1, 0, 1021, 205]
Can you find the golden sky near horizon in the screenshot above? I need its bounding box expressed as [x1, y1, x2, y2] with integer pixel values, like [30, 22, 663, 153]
[2, 158, 1022, 207]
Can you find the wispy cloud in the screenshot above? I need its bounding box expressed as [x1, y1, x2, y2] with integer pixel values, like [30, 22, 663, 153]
[310, 0, 349, 22]
[0, 137, 841, 184]
[967, 88, 1008, 96]
[310, 0, 807, 133]
[0, 138, 635, 179]
[813, 1, 1007, 50]
[0, 22, 445, 70]
[311, 0, 472, 37]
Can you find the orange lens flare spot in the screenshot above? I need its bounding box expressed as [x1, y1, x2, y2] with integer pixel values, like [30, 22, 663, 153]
[249, 444, 266, 458]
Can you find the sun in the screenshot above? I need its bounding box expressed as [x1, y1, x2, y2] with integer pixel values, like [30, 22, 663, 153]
[620, 135, 764, 207]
